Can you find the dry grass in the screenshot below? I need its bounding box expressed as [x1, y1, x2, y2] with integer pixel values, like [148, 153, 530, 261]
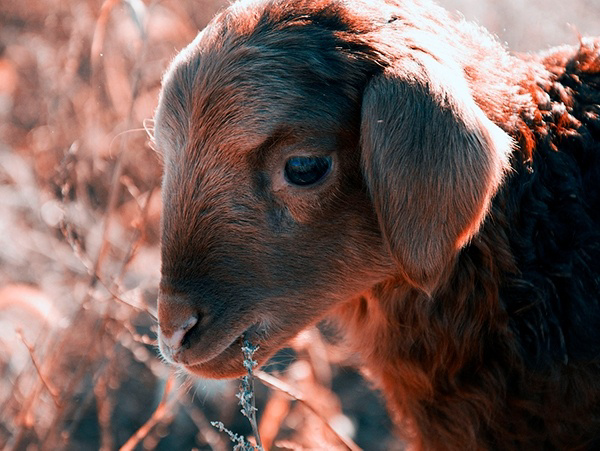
[0, 0, 596, 450]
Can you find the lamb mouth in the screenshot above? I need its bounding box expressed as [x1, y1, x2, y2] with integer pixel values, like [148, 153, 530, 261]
[182, 321, 269, 375]
[241, 320, 269, 343]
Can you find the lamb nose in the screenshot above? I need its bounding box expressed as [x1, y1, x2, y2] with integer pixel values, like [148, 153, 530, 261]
[161, 315, 198, 352]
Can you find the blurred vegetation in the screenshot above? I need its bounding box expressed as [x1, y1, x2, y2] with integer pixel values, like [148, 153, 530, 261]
[0, 1, 394, 449]
[0, 0, 597, 450]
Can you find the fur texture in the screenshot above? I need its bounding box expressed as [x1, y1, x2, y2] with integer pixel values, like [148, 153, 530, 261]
[154, 0, 600, 448]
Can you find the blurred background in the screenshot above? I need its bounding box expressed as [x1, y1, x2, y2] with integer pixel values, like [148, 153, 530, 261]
[0, 0, 598, 450]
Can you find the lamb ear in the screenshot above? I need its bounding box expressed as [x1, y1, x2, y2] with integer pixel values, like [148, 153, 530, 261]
[360, 54, 512, 294]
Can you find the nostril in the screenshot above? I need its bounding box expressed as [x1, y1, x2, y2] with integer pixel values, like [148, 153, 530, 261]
[161, 315, 198, 351]
[179, 315, 200, 349]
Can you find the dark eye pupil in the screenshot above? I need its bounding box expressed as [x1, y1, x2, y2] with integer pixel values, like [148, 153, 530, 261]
[284, 156, 332, 186]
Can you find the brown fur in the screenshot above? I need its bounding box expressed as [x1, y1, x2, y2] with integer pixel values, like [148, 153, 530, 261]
[154, 0, 600, 448]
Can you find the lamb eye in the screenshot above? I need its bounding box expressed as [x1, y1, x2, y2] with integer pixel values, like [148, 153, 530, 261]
[284, 156, 332, 186]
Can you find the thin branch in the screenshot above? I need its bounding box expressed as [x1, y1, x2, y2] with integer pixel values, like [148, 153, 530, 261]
[114, 186, 156, 283]
[91, 0, 122, 70]
[90, 0, 152, 287]
[255, 371, 362, 451]
[119, 373, 182, 451]
[179, 393, 228, 451]
[16, 329, 61, 408]
[99, 279, 158, 321]
[240, 341, 264, 450]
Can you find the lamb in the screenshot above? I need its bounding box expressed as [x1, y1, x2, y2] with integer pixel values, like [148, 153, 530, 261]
[152, 0, 600, 448]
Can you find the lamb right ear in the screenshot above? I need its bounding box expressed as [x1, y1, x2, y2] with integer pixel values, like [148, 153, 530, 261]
[360, 54, 513, 294]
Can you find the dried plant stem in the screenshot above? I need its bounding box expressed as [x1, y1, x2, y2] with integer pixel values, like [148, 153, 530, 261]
[179, 393, 228, 451]
[99, 278, 158, 321]
[40, 310, 108, 449]
[91, 0, 121, 69]
[248, 372, 262, 447]
[114, 187, 156, 282]
[90, 0, 150, 288]
[255, 371, 362, 451]
[16, 330, 61, 408]
[119, 373, 181, 451]
[240, 341, 264, 450]
[212, 341, 264, 450]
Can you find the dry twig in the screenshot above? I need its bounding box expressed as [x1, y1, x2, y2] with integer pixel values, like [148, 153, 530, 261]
[119, 373, 182, 451]
[255, 371, 362, 451]
[16, 329, 61, 408]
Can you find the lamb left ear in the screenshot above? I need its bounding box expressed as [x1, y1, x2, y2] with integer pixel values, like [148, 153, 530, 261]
[360, 54, 513, 294]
